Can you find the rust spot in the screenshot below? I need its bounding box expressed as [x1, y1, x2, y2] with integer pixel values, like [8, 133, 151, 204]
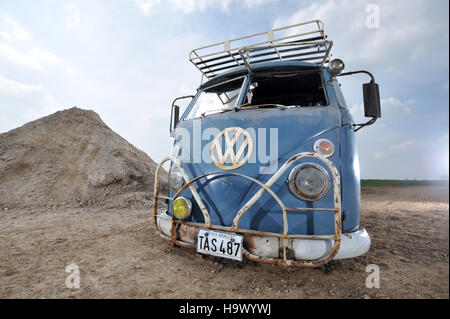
[244, 235, 257, 250]
[178, 224, 198, 243]
[279, 246, 295, 260]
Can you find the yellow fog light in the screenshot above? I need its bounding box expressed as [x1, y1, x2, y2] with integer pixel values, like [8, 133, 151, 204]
[172, 197, 192, 219]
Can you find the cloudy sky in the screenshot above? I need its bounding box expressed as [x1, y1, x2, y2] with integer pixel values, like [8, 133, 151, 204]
[0, 0, 448, 179]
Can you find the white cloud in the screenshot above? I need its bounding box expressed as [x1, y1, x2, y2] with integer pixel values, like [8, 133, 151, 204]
[274, 0, 449, 70]
[0, 43, 64, 70]
[0, 74, 43, 94]
[31, 48, 61, 64]
[65, 4, 81, 30]
[64, 65, 76, 75]
[0, 16, 64, 71]
[133, 0, 274, 14]
[0, 16, 30, 41]
[0, 74, 57, 133]
[349, 96, 414, 124]
[244, 0, 277, 9]
[132, 0, 161, 14]
[0, 43, 42, 69]
[168, 0, 232, 13]
[169, 0, 207, 13]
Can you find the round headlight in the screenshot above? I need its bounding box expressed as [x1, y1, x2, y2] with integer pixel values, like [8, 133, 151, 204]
[329, 58, 345, 76]
[173, 197, 192, 219]
[168, 164, 184, 191]
[313, 139, 335, 158]
[288, 163, 330, 201]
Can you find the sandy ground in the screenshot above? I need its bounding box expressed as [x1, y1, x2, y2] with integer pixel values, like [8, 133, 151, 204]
[0, 185, 448, 299]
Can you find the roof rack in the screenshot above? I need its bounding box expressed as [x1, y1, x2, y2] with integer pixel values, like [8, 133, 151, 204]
[189, 20, 333, 80]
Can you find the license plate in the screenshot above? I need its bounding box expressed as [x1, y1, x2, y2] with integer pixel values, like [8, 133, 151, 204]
[197, 229, 243, 261]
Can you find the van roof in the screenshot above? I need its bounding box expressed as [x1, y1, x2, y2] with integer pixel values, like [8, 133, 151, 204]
[199, 60, 321, 89]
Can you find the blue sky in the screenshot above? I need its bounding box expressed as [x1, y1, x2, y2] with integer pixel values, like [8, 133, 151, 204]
[0, 0, 448, 179]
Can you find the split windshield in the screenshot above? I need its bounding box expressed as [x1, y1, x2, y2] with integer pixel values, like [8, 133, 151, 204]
[184, 71, 328, 120]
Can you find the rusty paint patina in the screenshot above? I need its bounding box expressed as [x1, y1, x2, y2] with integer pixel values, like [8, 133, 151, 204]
[153, 152, 341, 268]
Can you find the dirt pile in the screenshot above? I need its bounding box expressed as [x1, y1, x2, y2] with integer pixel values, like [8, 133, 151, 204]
[0, 107, 166, 209]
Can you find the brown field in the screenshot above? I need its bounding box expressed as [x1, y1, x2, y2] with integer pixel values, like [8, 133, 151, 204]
[0, 184, 448, 299]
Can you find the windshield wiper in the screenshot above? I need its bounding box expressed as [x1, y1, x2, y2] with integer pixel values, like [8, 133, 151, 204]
[200, 108, 234, 117]
[200, 104, 288, 117]
[239, 103, 287, 110]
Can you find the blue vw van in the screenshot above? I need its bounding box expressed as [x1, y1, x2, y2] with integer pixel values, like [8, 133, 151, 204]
[153, 21, 381, 268]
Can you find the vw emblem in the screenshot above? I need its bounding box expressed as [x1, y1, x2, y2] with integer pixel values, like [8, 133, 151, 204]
[210, 127, 253, 170]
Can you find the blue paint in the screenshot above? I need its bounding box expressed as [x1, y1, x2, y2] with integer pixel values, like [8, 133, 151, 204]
[168, 61, 363, 236]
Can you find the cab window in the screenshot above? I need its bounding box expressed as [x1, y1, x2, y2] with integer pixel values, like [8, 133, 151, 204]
[185, 77, 245, 120]
[244, 72, 328, 107]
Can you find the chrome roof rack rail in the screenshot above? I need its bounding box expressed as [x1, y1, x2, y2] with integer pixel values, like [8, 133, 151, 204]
[189, 20, 333, 79]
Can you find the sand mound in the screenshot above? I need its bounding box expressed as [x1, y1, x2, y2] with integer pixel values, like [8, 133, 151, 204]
[0, 107, 167, 209]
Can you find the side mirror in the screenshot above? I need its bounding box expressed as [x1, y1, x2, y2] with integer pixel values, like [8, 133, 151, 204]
[170, 95, 195, 133]
[363, 82, 381, 118]
[338, 70, 380, 131]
